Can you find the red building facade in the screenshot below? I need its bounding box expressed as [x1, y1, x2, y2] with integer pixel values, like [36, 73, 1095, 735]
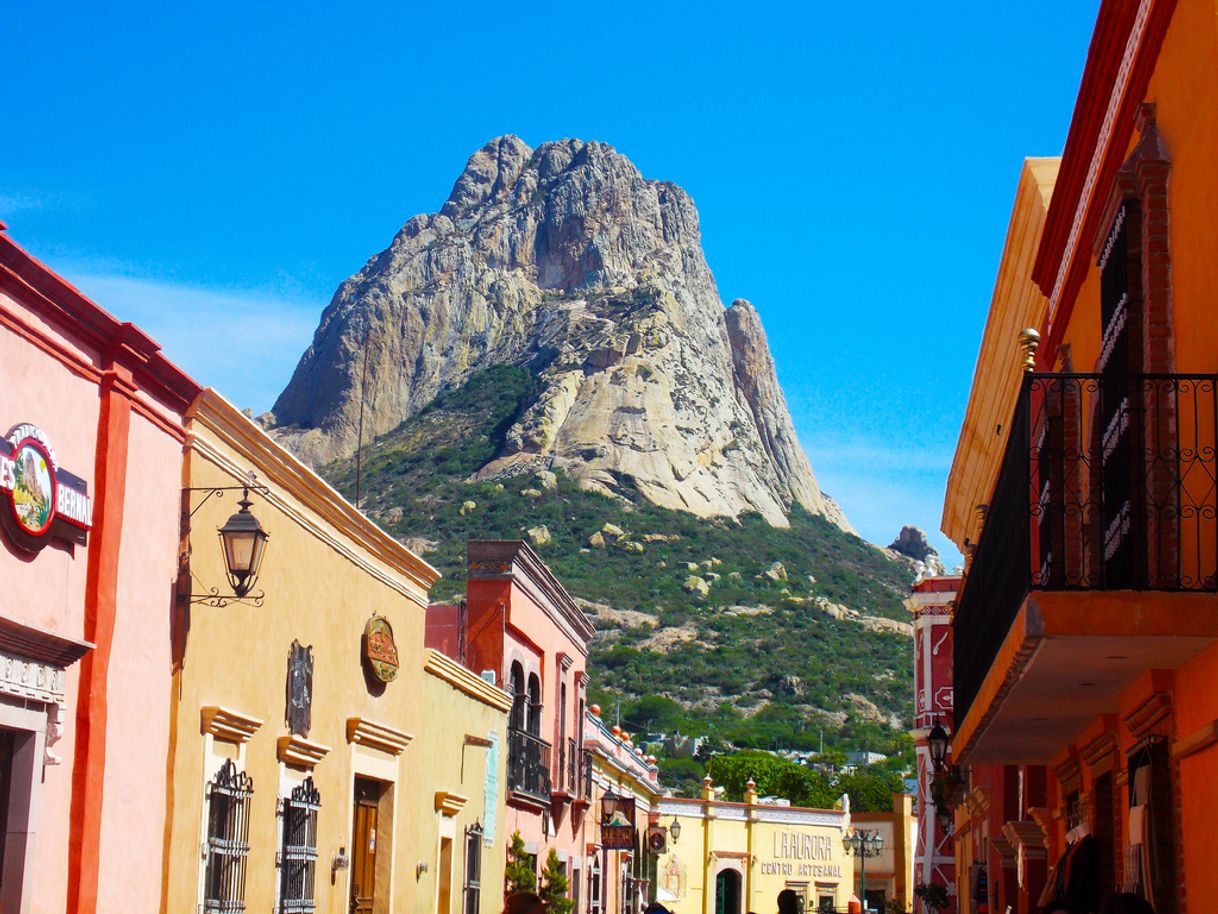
[428, 539, 597, 903]
[908, 576, 958, 913]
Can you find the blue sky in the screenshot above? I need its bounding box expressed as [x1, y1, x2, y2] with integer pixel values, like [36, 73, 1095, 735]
[1, 2, 1102, 563]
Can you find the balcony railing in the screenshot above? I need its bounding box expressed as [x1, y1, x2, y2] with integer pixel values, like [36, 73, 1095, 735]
[581, 747, 593, 800]
[508, 727, 552, 802]
[955, 373, 1218, 723]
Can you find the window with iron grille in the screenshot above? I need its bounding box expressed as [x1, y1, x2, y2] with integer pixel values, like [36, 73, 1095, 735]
[463, 821, 484, 914]
[588, 857, 602, 914]
[279, 777, 320, 913]
[203, 759, 254, 913]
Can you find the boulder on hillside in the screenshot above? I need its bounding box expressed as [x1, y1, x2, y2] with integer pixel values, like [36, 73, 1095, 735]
[764, 561, 788, 582]
[683, 576, 710, 597]
[527, 525, 551, 547]
[620, 540, 644, 554]
[601, 522, 625, 539]
[459, 500, 477, 516]
[588, 531, 606, 548]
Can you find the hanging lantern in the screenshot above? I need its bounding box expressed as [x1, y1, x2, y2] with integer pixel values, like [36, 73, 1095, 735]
[218, 489, 269, 598]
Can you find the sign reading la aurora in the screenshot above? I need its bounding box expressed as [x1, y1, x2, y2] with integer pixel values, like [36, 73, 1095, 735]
[0, 423, 92, 552]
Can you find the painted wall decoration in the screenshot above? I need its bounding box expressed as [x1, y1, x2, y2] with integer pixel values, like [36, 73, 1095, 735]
[661, 856, 686, 900]
[0, 423, 91, 552]
[286, 640, 313, 736]
[362, 616, 399, 683]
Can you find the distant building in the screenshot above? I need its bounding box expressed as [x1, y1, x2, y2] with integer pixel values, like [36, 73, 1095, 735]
[583, 705, 663, 914]
[655, 777, 853, 914]
[849, 794, 918, 913]
[845, 751, 889, 768]
[906, 575, 959, 913]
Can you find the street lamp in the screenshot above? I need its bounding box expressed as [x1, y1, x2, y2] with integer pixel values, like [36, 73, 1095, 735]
[668, 817, 681, 844]
[927, 720, 949, 773]
[218, 488, 270, 597]
[841, 828, 883, 913]
[182, 474, 271, 607]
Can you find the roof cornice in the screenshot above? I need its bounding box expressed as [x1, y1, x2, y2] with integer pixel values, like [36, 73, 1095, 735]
[468, 540, 595, 643]
[0, 233, 201, 413]
[1031, 0, 1177, 357]
[424, 648, 513, 713]
[188, 389, 440, 602]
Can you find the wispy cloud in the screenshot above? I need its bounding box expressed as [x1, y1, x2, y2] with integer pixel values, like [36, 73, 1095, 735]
[0, 190, 53, 215]
[803, 435, 962, 567]
[63, 270, 321, 414]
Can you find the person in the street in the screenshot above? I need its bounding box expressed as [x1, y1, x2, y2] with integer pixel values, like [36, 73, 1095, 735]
[504, 892, 545, 914]
[1098, 894, 1155, 914]
[644, 903, 670, 914]
[777, 889, 801, 914]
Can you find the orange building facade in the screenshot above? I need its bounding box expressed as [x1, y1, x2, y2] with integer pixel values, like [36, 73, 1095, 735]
[944, 2, 1218, 912]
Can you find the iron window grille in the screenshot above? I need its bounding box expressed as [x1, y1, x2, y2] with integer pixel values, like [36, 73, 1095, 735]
[204, 759, 254, 914]
[279, 777, 320, 913]
[588, 858, 602, 914]
[463, 822, 484, 914]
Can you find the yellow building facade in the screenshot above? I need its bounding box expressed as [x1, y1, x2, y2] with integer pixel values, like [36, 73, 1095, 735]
[162, 389, 510, 914]
[654, 780, 852, 914]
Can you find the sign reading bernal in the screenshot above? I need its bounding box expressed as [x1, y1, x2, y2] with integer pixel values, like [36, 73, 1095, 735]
[0, 423, 91, 552]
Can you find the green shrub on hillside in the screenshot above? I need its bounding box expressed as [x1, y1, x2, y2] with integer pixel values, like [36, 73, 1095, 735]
[321, 365, 917, 760]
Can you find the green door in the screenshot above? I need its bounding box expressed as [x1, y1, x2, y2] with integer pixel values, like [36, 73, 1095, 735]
[714, 870, 741, 914]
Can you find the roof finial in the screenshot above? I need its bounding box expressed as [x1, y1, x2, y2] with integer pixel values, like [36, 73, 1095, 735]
[1018, 328, 1040, 372]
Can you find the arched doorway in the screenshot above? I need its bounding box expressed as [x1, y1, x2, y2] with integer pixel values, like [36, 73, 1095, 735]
[714, 869, 741, 914]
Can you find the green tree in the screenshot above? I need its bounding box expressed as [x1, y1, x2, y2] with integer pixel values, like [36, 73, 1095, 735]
[836, 766, 905, 813]
[504, 830, 536, 894]
[658, 756, 705, 797]
[539, 848, 572, 914]
[627, 695, 686, 732]
[707, 751, 836, 809]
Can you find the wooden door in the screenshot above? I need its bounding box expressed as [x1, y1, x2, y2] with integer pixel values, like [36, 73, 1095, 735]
[351, 779, 380, 914]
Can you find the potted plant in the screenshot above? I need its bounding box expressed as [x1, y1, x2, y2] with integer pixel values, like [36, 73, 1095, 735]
[913, 882, 950, 912]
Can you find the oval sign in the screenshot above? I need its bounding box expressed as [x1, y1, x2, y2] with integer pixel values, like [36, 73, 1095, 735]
[10, 436, 56, 538]
[363, 616, 399, 683]
[0, 423, 91, 553]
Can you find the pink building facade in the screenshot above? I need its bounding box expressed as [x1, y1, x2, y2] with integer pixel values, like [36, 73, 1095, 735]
[427, 540, 597, 902]
[907, 576, 959, 913]
[0, 228, 199, 914]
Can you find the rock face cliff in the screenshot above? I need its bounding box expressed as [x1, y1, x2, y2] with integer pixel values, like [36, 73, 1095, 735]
[271, 136, 849, 531]
[888, 525, 947, 577]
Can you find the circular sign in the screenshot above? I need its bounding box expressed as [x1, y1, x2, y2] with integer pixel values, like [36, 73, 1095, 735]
[363, 616, 400, 683]
[9, 437, 56, 538]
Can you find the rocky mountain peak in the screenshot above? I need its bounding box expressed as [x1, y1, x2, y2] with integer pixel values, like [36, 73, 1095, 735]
[888, 525, 946, 577]
[269, 136, 851, 532]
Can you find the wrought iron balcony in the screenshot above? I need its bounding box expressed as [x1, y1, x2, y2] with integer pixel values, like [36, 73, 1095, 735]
[955, 372, 1218, 724]
[507, 727, 552, 802]
[581, 747, 593, 800]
